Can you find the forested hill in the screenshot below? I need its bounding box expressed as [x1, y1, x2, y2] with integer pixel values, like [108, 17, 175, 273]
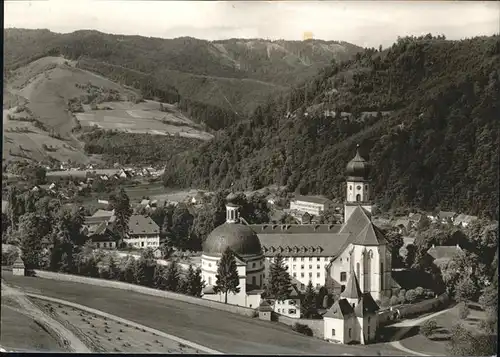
[3, 29, 362, 129]
[162, 35, 500, 218]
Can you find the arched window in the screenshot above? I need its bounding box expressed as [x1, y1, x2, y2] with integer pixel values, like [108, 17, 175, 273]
[357, 262, 360, 278]
[252, 276, 256, 286]
[380, 262, 384, 290]
[349, 185, 353, 191]
[208, 276, 212, 285]
[356, 194, 361, 202]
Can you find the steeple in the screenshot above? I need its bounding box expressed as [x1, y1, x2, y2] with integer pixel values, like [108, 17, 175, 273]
[341, 269, 362, 305]
[344, 145, 373, 222]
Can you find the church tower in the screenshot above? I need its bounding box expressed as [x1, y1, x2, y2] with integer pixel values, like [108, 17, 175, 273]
[344, 145, 372, 222]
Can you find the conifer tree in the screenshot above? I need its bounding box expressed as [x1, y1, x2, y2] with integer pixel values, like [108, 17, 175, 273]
[164, 259, 181, 292]
[214, 247, 240, 303]
[267, 254, 292, 301]
[186, 264, 205, 297]
[110, 188, 132, 245]
[301, 281, 318, 318]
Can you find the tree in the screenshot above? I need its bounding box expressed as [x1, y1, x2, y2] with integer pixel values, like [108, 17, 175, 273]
[448, 323, 497, 356]
[405, 244, 417, 268]
[421, 319, 438, 337]
[213, 247, 240, 303]
[455, 277, 480, 303]
[110, 188, 132, 244]
[170, 204, 195, 250]
[153, 264, 166, 290]
[301, 281, 318, 318]
[385, 230, 404, 267]
[186, 264, 205, 297]
[133, 249, 156, 287]
[18, 213, 44, 269]
[164, 259, 181, 292]
[458, 302, 470, 320]
[267, 254, 292, 301]
[390, 295, 400, 306]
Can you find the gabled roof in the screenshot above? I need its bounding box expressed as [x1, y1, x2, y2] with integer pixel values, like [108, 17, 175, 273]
[293, 195, 331, 205]
[341, 272, 362, 300]
[439, 211, 457, 219]
[454, 214, 478, 225]
[128, 215, 160, 235]
[259, 300, 273, 312]
[249, 224, 342, 234]
[258, 233, 350, 257]
[92, 209, 115, 218]
[353, 223, 386, 246]
[323, 298, 354, 319]
[354, 293, 380, 317]
[13, 256, 25, 268]
[395, 218, 411, 229]
[340, 205, 372, 236]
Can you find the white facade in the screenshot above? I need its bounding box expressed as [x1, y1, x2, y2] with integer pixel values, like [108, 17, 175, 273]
[290, 200, 327, 216]
[124, 234, 160, 249]
[264, 256, 333, 291]
[201, 253, 265, 308]
[13, 267, 25, 276]
[273, 298, 301, 318]
[324, 317, 355, 344]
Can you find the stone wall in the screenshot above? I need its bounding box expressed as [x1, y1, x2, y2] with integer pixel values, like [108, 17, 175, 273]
[33, 270, 256, 317]
[276, 315, 325, 338]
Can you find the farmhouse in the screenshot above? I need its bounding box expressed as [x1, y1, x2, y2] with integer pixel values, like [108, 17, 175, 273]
[124, 215, 161, 249]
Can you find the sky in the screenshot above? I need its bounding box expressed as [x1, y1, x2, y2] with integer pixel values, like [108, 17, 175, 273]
[4, 1, 499, 48]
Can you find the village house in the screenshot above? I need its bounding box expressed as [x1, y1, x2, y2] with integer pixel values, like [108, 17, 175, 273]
[438, 211, 458, 224]
[453, 214, 478, 228]
[408, 213, 425, 228]
[124, 215, 161, 249]
[271, 282, 302, 319]
[394, 218, 411, 235]
[426, 244, 463, 267]
[12, 256, 26, 276]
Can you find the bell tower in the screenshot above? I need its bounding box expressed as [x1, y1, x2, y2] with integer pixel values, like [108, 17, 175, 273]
[344, 145, 372, 222]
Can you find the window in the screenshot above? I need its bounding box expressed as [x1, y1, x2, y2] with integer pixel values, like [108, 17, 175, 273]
[365, 185, 368, 190]
[103, 242, 107, 248]
[368, 317, 371, 323]
[209, 263, 212, 267]
[349, 328, 352, 338]
[309, 265, 312, 269]
[289, 300, 296, 305]
[317, 257, 320, 261]
[309, 272, 312, 278]
[301, 265, 304, 269]
[316, 283, 321, 289]
[301, 258, 304, 262]
[356, 185, 361, 190]
[340, 272, 347, 281]
[356, 194, 361, 202]
[368, 326, 371, 337]
[301, 273, 304, 278]
[309, 257, 312, 261]
[340, 258, 342, 262]
[349, 185, 352, 191]
[252, 263, 256, 268]
[141, 242, 145, 247]
[317, 265, 320, 269]
[301, 284, 305, 290]
[357, 262, 360, 279]
[293, 265, 296, 270]
[332, 329, 336, 336]
[293, 257, 296, 262]
[293, 273, 297, 278]
[317, 272, 320, 278]
[252, 276, 256, 285]
[341, 285, 345, 293]
[288, 309, 296, 314]
[278, 308, 281, 313]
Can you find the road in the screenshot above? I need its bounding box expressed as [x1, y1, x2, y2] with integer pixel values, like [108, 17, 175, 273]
[2, 272, 402, 355]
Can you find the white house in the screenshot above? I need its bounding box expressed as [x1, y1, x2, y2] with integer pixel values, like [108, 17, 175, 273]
[12, 256, 26, 276]
[290, 195, 331, 216]
[124, 215, 160, 249]
[272, 284, 302, 319]
[453, 214, 478, 228]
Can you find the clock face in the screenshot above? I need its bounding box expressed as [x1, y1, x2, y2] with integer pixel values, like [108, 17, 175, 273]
[357, 185, 361, 190]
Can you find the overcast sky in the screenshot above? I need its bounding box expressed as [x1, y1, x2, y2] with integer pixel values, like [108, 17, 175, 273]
[4, 1, 499, 47]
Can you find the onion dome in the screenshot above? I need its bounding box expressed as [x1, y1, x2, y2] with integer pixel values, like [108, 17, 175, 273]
[346, 144, 370, 180]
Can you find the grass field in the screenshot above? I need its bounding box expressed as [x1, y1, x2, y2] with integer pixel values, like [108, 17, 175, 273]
[30, 298, 203, 353]
[0, 304, 65, 352]
[75, 101, 213, 141]
[3, 272, 403, 355]
[399, 303, 488, 356]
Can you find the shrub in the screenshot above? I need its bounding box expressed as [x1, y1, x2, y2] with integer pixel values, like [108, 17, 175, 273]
[405, 289, 418, 303]
[421, 319, 438, 337]
[292, 323, 313, 337]
[458, 302, 470, 320]
[415, 286, 425, 297]
[398, 289, 407, 300]
[390, 295, 400, 306]
[380, 296, 391, 308]
[2, 249, 19, 266]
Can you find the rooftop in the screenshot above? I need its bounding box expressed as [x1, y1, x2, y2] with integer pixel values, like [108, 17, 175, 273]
[128, 215, 160, 235]
[292, 195, 331, 205]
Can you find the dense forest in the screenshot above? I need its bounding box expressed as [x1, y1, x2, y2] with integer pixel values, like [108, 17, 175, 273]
[3, 29, 362, 129]
[162, 35, 500, 218]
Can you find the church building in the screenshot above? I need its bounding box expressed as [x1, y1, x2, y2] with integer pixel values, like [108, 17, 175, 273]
[200, 145, 395, 316]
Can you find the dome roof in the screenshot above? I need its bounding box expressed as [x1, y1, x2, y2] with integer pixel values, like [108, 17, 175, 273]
[203, 223, 262, 256]
[346, 145, 370, 179]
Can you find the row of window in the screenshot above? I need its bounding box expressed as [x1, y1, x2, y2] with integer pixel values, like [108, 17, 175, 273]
[292, 264, 325, 270]
[275, 300, 296, 306]
[286, 257, 330, 262]
[292, 272, 322, 279]
[96, 242, 116, 248]
[348, 185, 368, 191]
[128, 241, 159, 247]
[277, 308, 297, 314]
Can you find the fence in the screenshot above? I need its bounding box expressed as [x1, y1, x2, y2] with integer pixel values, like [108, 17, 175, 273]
[33, 270, 256, 317]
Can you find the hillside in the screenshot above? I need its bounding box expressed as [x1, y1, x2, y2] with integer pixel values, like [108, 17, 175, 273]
[3, 29, 363, 127]
[2, 56, 211, 165]
[162, 35, 500, 218]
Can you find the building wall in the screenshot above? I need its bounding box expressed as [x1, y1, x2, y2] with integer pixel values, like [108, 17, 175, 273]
[201, 254, 248, 289]
[95, 241, 116, 249]
[328, 248, 354, 292]
[274, 298, 301, 318]
[124, 234, 160, 249]
[346, 181, 369, 203]
[357, 314, 377, 344]
[290, 201, 325, 216]
[324, 317, 344, 343]
[264, 256, 333, 290]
